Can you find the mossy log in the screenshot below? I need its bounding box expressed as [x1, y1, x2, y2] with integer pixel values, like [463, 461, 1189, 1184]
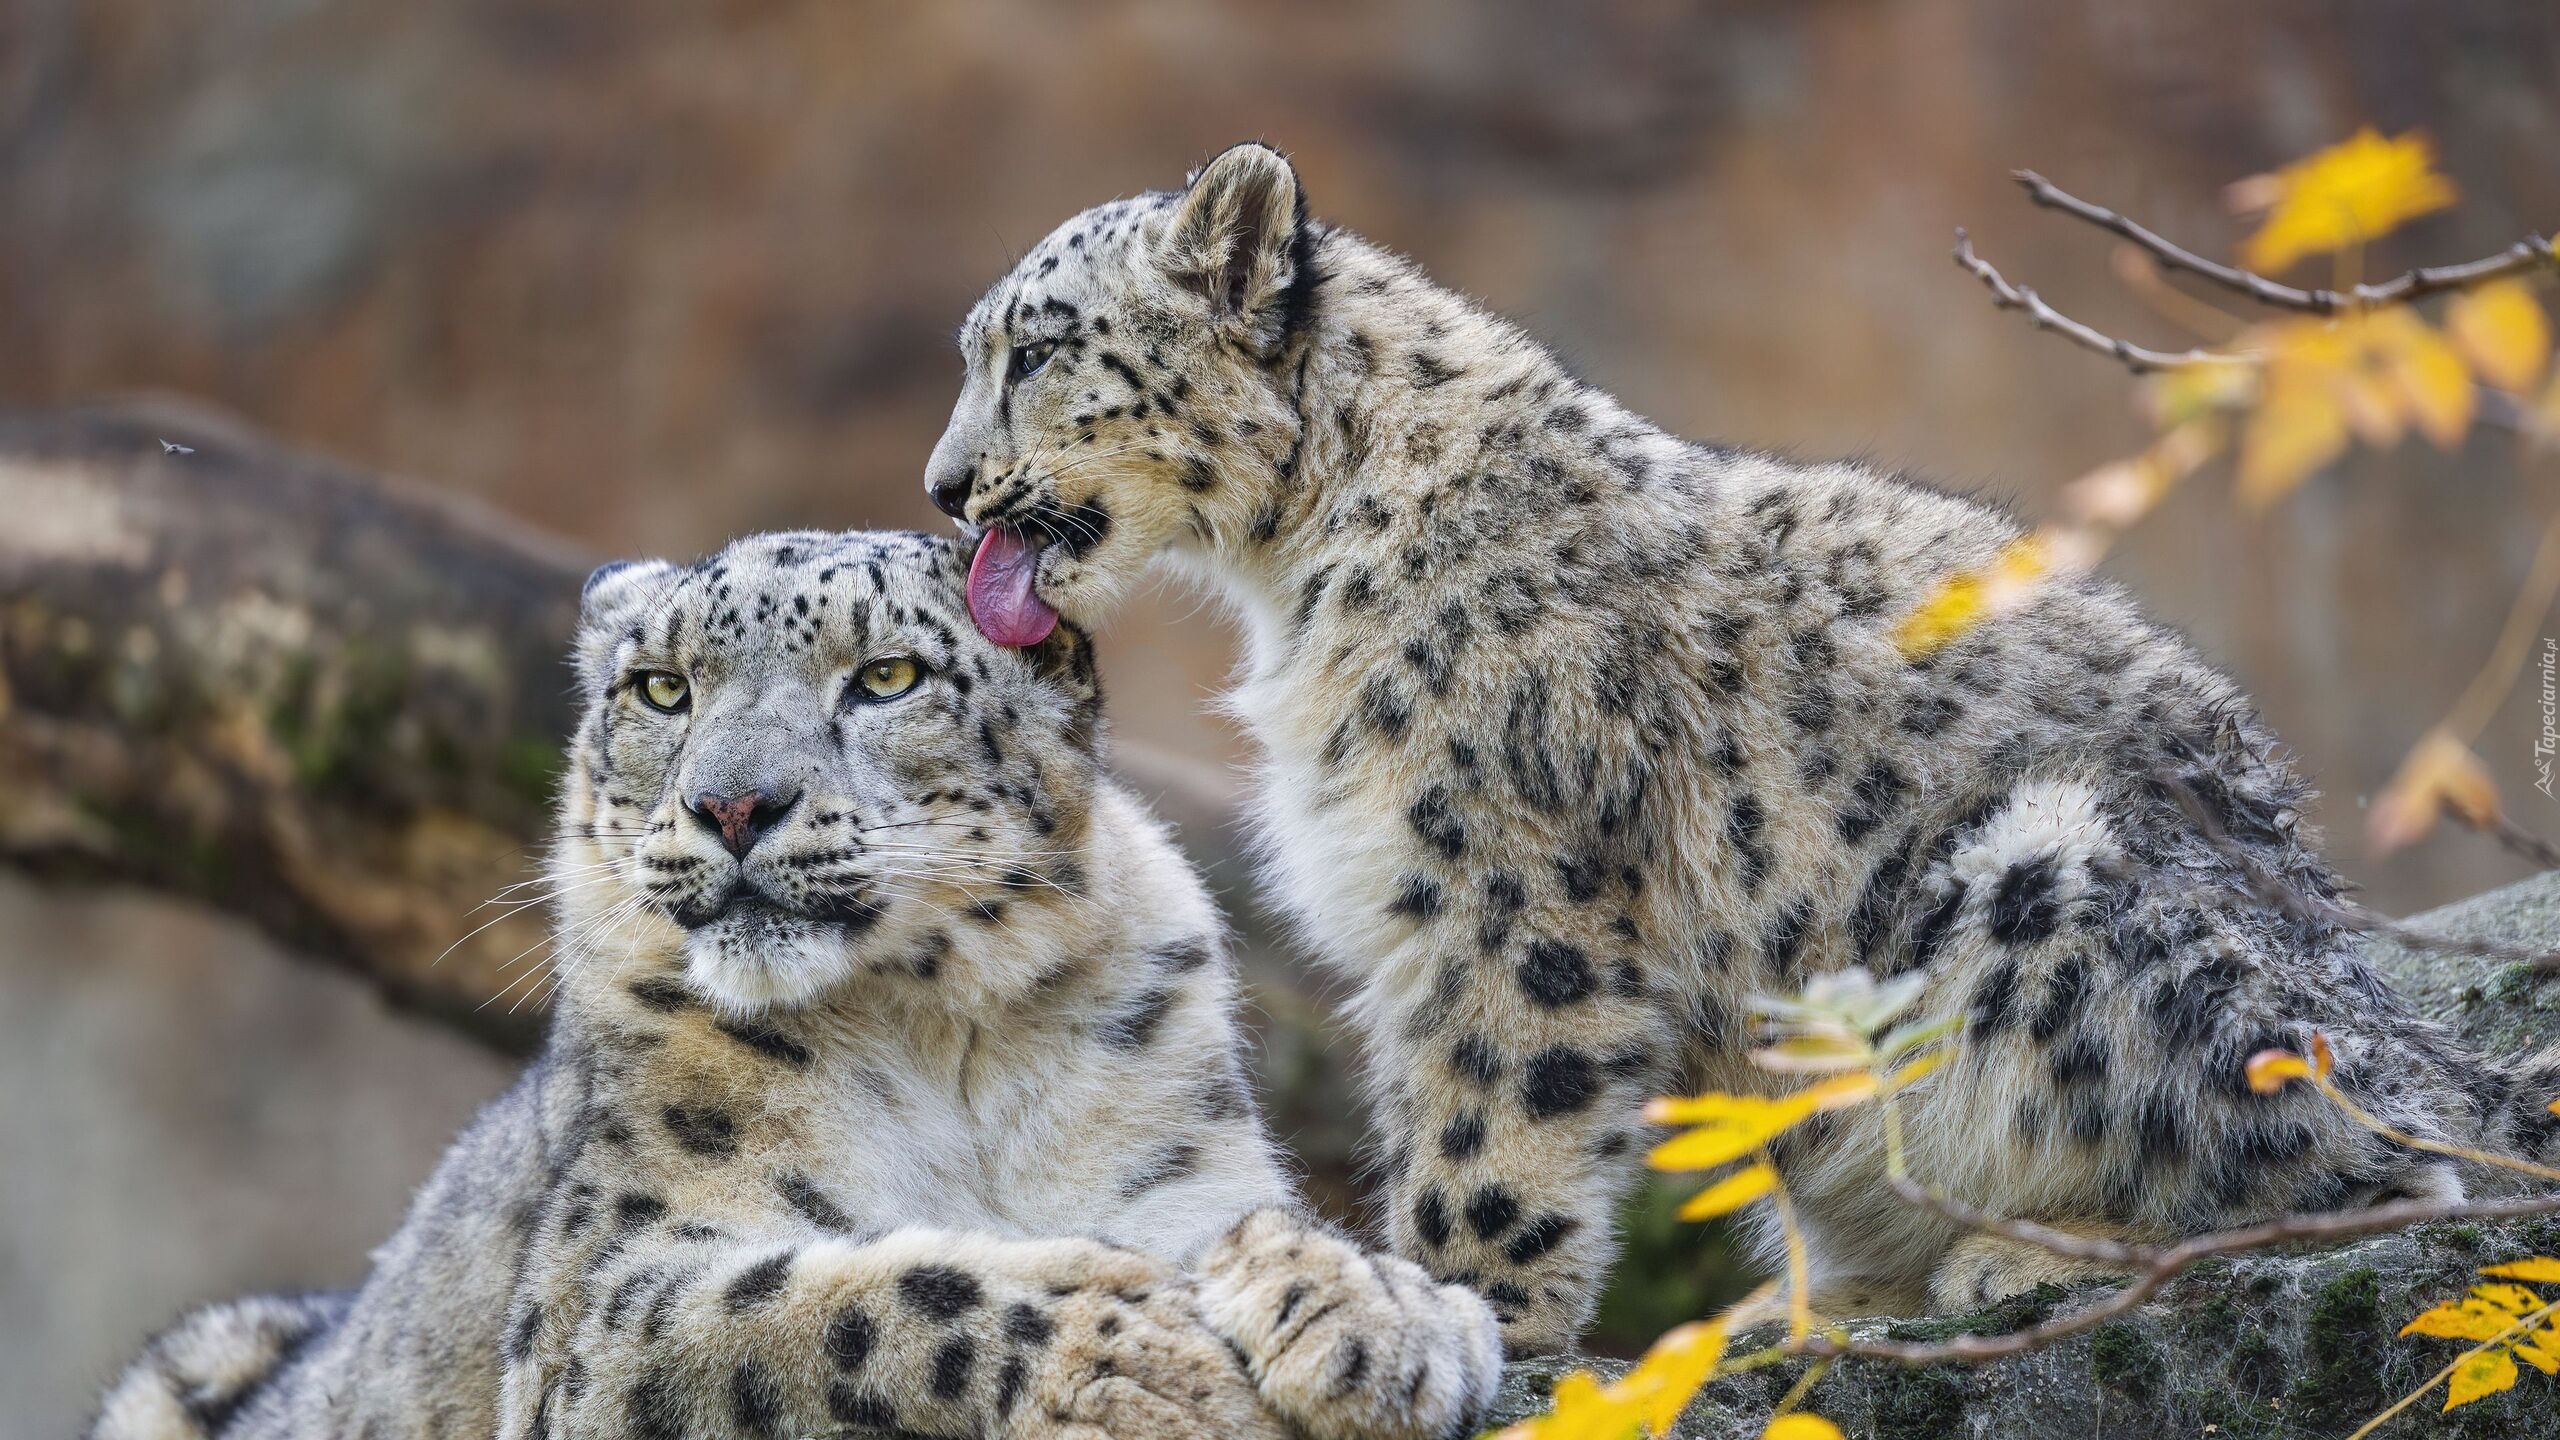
[0, 403, 590, 1049]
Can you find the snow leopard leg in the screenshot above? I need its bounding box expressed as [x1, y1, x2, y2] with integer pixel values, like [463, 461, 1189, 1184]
[1359, 901, 1682, 1356]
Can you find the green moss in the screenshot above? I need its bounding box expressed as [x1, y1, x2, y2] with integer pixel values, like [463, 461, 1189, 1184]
[2288, 1267, 2387, 1429]
[2305, 1268, 2381, 1358]
[2089, 1323, 2163, 1397]
[2487, 962, 2541, 1006]
[81, 798, 236, 896]
[1869, 1365, 1965, 1440]
[268, 642, 415, 799]
[2182, 1295, 2240, 1343]
[1883, 1283, 2067, 1343]
[2226, 1324, 2282, 1393]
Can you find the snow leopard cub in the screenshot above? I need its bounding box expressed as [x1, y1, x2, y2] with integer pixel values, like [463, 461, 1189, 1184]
[924, 143, 2560, 1353]
[91, 529, 1499, 1440]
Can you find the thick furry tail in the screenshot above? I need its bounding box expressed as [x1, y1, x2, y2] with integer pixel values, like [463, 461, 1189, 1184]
[88, 1292, 348, 1440]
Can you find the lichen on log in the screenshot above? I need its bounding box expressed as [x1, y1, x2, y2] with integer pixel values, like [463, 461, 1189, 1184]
[0, 403, 590, 1049]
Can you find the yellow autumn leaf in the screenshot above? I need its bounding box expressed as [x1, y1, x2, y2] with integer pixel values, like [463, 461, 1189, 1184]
[1645, 1090, 1810, 1131]
[2519, 1325, 2560, 1376]
[1887, 1049, 1950, 1090]
[1648, 1122, 1782, 1175]
[1678, 1163, 1777, 1222]
[1762, 1417, 1847, 1440]
[2368, 309, 2474, 447]
[1649, 1107, 1801, 1173]
[1894, 536, 2052, 657]
[2403, 1298, 2524, 1343]
[1799, 1072, 1881, 1112]
[1499, 1367, 1628, 1440]
[2481, 1259, 2560, 1284]
[2146, 362, 2258, 428]
[2470, 1283, 2545, 1315]
[2236, 378, 2349, 509]
[2444, 1346, 2519, 1411]
[2368, 727, 2502, 855]
[1494, 1321, 1730, 1440]
[2246, 1050, 2314, 1094]
[2335, 362, 2409, 446]
[1649, 1074, 1881, 1173]
[2449, 280, 2554, 393]
[1635, 1321, 1730, 1434]
[2235, 129, 2459, 274]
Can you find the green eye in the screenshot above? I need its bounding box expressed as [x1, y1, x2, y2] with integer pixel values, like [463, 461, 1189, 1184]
[855, 657, 922, 701]
[638, 671, 690, 713]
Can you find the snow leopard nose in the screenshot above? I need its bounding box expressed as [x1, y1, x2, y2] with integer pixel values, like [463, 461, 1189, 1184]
[687, 786, 799, 859]
[927, 467, 974, 521]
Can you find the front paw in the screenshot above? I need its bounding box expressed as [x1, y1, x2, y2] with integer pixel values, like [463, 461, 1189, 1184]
[1925, 1233, 2129, 1313]
[1198, 1210, 1502, 1440]
[998, 1245, 1280, 1434]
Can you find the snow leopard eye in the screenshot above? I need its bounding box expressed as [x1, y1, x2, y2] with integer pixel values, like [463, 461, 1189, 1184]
[1009, 341, 1055, 381]
[851, 656, 922, 702]
[638, 671, 690, 713]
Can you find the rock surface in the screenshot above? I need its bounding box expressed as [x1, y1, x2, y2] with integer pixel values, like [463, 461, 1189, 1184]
[1486, 874, 2560, 1438]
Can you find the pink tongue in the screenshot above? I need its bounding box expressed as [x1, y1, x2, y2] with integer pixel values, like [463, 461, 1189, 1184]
[967, 527, 1060, 647]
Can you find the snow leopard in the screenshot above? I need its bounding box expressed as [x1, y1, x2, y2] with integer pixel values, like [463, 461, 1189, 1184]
[90, 529, 1500, 1440]
[922, 142, 2560, 1353]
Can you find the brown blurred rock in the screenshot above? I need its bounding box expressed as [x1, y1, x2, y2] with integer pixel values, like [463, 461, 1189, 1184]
[7, 1, 2559, 914]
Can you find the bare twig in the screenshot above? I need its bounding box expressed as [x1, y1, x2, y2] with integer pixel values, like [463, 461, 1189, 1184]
[1792, 1192, 2560, 1367]
[1952, 230, 2233, 375]
[2489, 816, 2560, 873]
[1955, 238, 2547, 422]
[2013, 170, 2558, 315]
[1885, 1176, 2145, 1265]
[2151, 769, 2560, 974]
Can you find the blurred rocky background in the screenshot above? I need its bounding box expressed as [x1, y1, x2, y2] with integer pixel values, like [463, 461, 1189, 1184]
[4, 1, 2558, 1432]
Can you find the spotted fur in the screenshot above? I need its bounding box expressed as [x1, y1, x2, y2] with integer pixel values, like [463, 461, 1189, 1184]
[91, 530, 1497, 1440]
[928, 144, 2560, 1351]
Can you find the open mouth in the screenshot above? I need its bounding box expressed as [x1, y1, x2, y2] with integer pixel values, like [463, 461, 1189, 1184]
[967, 525, 1060, 647]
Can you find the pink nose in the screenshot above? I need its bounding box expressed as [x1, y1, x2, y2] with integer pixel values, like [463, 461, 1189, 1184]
[688, 788, 793, 858]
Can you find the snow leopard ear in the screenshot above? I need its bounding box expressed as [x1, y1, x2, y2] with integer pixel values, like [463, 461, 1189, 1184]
[577, 558, 679, 634]
[1165, 142, 1307, 349]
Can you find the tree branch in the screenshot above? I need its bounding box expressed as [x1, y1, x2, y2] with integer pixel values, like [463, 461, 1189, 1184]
[1951, 229, 2233, 375]
[1796, 1191, 2560, 1367]
[2013, 169, 2559, 315]
[0, 402, 593, 1051]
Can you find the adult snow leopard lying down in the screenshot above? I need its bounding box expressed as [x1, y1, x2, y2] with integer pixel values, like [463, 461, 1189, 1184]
[91, 529, 1499, 1440]
[925, 142, 2560, 1353]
